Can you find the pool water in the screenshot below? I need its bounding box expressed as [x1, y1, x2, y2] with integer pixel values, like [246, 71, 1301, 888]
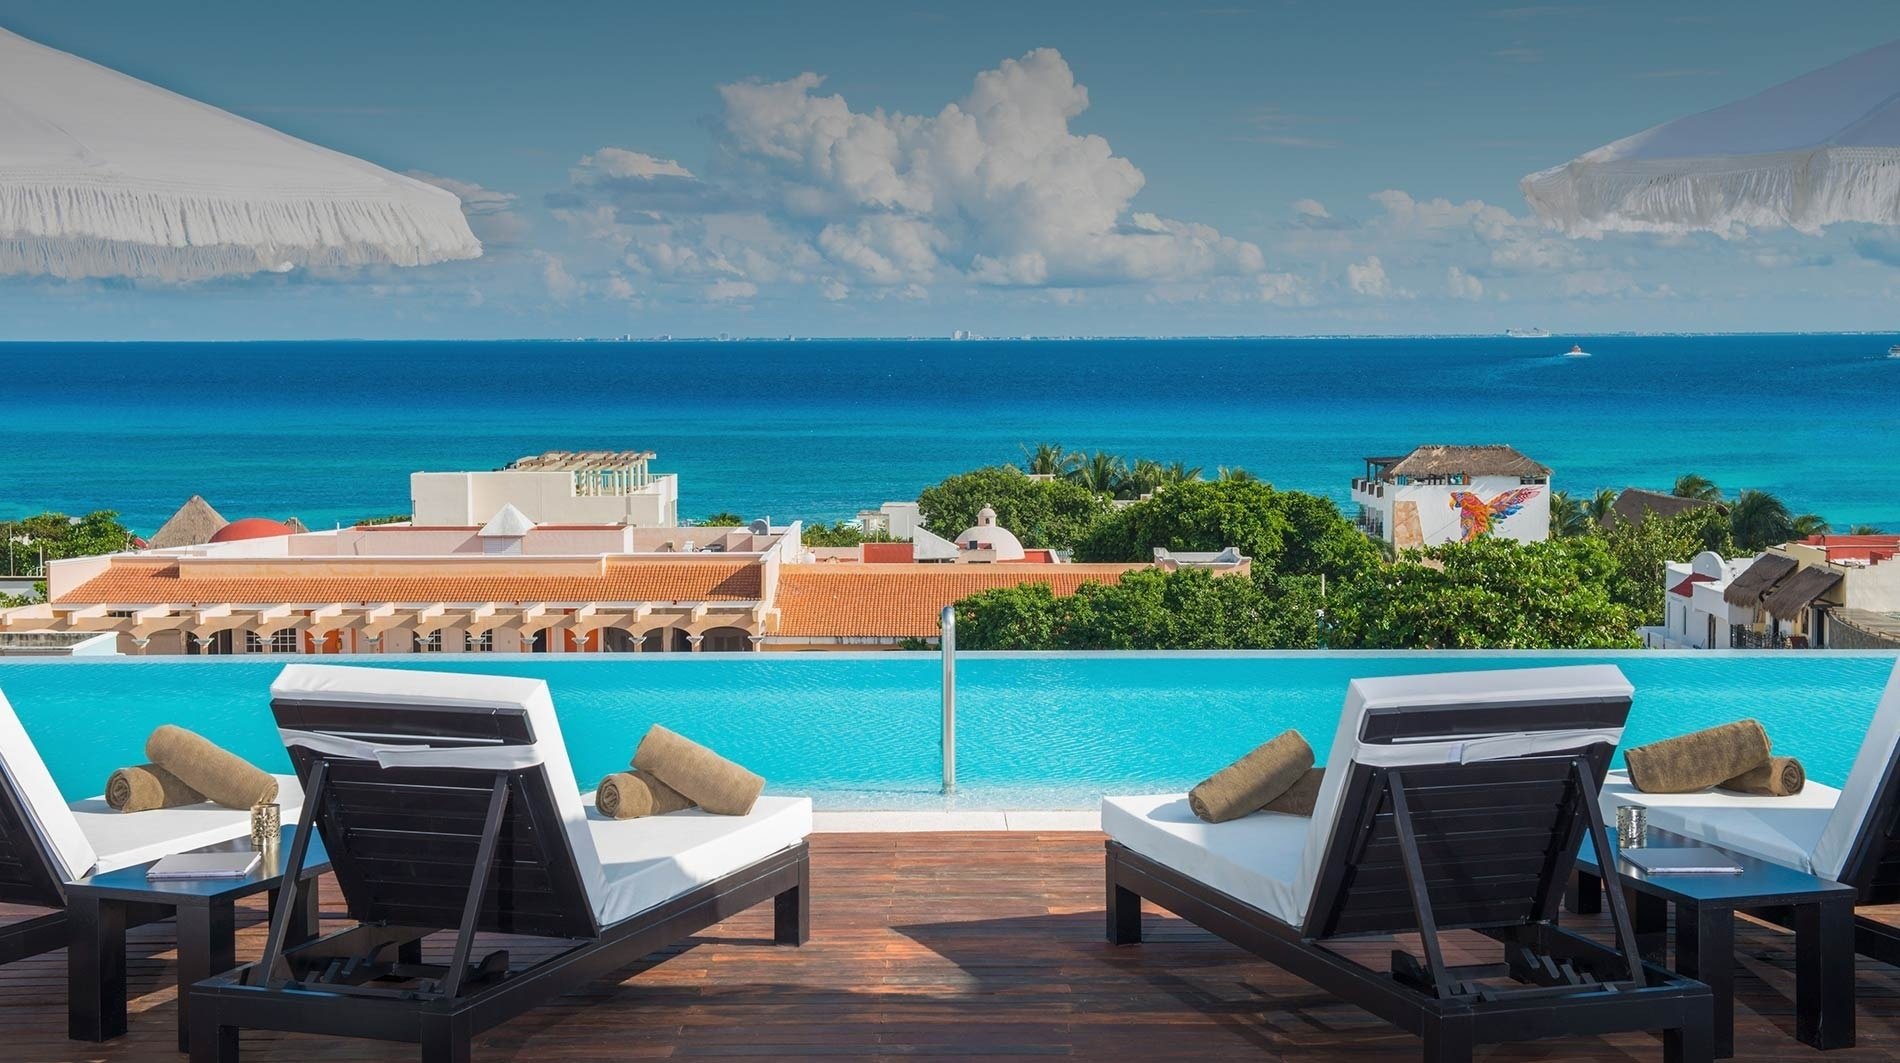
[2, 652, 1893, 809]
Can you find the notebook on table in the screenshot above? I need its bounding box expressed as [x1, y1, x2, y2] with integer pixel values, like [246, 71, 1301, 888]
[1619, 847, 1743, 875]
[145, 852, 262, 881]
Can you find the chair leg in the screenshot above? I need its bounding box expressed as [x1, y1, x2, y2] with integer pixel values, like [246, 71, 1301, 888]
[189, 1008, 240, 1063]
[420, 1017, 472, 1063]
[774, 850, 810, 946]
[1421, 1015, 1474, 1063]
[1664, 996, 1716, 1063]
[1108, 883, 1142, 945]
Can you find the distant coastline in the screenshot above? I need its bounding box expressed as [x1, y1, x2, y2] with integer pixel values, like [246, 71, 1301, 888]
[3, 334, 1897, 534]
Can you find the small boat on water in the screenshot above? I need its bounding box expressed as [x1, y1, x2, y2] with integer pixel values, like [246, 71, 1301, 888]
[1564, 344, 1590, 357]
[1889, 343, 1900, 357]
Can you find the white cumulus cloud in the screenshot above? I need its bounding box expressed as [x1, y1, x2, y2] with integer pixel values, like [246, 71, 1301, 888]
[1347, 256, 1394, 297]
[1445, 266, 1484, 300]
[555, 48, 1277, 303]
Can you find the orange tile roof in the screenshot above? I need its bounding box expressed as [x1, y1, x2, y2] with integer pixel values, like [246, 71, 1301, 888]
[57, 558, 762, 605]
[773, 564, 1141, 638]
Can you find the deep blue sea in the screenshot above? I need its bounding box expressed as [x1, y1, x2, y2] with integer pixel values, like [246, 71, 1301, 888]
[3, 334, 1897, 533]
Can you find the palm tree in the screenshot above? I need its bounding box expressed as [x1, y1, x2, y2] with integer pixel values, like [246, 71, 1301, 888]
[1019, 442, 1077, 478]
[1672, 474, 1722, 502]
[1583, 487, 1618, 527]
[1728, 489, 1795, 552]
[1548, 491, 1591, 537]
[1215, 465, 1257, 483]
[1122, 459, 1167, 499]
[1162, 460, 1203, 485]
[1791, 513, 1830, 538]
[1849, 524, 1885, 535]
[1074, 451, 1127, 495]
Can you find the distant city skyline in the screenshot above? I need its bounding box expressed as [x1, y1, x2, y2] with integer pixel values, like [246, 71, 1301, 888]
[2, 1, 1898, 340]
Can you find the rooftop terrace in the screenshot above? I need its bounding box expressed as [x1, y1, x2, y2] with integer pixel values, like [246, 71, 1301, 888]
[6, 831, 1900, 1062]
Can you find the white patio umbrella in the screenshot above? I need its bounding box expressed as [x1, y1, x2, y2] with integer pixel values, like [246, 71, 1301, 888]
[0, 26, 479, 280]
[1522, 39, 1900, 236]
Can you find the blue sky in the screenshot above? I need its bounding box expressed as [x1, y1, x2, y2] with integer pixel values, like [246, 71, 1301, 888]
[4, 0, 1898, 338]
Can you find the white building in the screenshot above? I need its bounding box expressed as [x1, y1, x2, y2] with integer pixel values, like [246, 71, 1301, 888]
[1351, 445, 1552, 549]
[855, 501, 922, 540]
[412, 450, 678, 527]
[1645, 551, 1759, 649]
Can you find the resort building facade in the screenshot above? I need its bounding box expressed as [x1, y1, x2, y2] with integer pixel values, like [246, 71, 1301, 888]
[1658, 534, 1900, 650]
[1644, 551, 1759, 649]
[412, 450, 679, 527]
[1351, 444, 1552, 549]
[0, 505, 1159, 654]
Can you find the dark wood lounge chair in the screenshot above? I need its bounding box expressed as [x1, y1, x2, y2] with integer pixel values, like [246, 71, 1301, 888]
[1589, 659, 1900, 965]
[190, 664, 812, 1063]
[1103, 665, 1713, 1063]
[0, 686, 303, 973]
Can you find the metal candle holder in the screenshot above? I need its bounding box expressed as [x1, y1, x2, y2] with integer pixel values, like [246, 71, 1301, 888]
[250, 801, 281, 851]
[1615, 805, 1647, 849]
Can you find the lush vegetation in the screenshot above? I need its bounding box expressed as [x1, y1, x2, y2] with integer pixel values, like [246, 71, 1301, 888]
[3, 511, 135, 577]
[1549, 474, 1838, 553]
[352, 513, 412, 527]
[0, 510, 137, 605]
[955, 568, 1324, 650]
[917, 465, 1115, 549]
[1328, 536, 1638, 649]
[800, 521, 896, 547]
[942, 453, 1857, 652]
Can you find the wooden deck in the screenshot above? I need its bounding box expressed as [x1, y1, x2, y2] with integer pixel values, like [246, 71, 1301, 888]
[8, 831, 1900, 1062]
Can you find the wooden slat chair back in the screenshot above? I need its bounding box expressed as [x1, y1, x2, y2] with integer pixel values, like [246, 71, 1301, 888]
[271, 696, 599, 942]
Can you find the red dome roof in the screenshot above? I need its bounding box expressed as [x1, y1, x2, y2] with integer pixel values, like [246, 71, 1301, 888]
[208, 517, 296, 543]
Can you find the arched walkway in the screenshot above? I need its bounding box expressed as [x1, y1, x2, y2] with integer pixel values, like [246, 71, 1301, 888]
[698, 626, 753, 652]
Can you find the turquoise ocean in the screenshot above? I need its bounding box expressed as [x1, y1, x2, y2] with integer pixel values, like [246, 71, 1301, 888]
[3, 334, 1898, 533]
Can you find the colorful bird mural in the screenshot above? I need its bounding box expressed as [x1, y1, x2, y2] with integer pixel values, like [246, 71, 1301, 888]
[1449, 487, 1542, 540]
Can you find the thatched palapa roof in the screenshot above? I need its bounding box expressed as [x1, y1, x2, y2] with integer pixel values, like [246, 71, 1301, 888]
[1722, 552, 1798, 607]
[1608, 488, 1723, 527]
[1763, 566, 1844, 622]
[1375, 445, 1550, 480]
[146, 495, 227, 549]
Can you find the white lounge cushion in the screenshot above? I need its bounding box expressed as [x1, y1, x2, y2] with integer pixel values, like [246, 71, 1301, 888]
[1102, 794, 1311, 925]
[581, 794, 812, 926]
[1107, 665, 1635, 932]
[1599, 770, 1837, 874]
[0, 686, 97, 882]
[1596, 659, 1900, 882]
[71, 773, 306, 876]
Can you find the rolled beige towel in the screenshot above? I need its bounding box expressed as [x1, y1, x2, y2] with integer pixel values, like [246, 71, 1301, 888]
[1719, 755, 1806, 797]
[596, 769, 696, 819]
[1624, 720, 1771, 794]
[1263, 767, 1325, 817]
[1189, 730, 1314, 823]
[105, 764, 205, 812]
[632, 725, 764, 816]
[146, 725, 278, 810]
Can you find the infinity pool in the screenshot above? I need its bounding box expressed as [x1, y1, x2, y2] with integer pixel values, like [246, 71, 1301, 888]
[2, 652, 1894, 809]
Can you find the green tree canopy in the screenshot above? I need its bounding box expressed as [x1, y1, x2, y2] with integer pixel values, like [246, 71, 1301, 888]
[1329, 536, 1639, 649]
[696, 511, 748, 527]
[1072, 479, 1377, 581]
[799, 521, 896, 547]
[1596, 506, 1734, 625]
[1672, 474, 1723, 502]
[917, 465, 1113, 550]
[3, 510, 134, 576]
[954, 568, 1322, 650]
[1728, 489, 1794, 552]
